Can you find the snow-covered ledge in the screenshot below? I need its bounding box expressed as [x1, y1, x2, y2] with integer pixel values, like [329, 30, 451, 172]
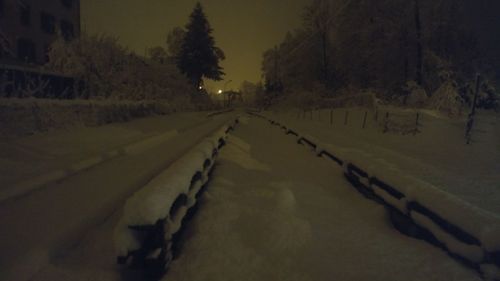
[113, 118, 238, 273]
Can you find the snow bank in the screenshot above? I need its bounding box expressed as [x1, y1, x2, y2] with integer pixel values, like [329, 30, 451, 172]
[259, 113, 500, 277]
[113, 118, 238, 269]
[206, 108, 234, 118]
[0, 98, 177, 137]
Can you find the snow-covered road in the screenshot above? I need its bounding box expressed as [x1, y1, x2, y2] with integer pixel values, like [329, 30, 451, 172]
[0, 112, 237, 281]
[168, 116, 479, 281]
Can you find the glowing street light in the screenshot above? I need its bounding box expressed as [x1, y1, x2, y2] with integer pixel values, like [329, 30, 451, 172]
[218, 89, 223, 94]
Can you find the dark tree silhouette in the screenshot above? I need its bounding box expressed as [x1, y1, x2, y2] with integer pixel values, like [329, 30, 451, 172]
[166, 27, 186, 62]
[178, 2, 225, 90]
[414, 0, 423, 86]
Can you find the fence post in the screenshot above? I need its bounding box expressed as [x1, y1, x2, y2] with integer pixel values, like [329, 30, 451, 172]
[383, 112, 390, 133]
[414, 112, 420, 135]
[344, 111, 349, 125]
[362, 111, 368, 129]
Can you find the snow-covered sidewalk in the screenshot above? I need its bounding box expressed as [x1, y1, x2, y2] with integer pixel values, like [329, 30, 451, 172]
[167, 116, 479, 281]
[0, 112, 216, 202]
[0, 112, 237, 281]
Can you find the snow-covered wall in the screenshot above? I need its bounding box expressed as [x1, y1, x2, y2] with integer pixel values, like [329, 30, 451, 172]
[113, 118, 238, 273]
[252, 111, 500, 280]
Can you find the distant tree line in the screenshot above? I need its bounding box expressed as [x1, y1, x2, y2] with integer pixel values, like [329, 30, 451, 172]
[261, 0, 500, 112]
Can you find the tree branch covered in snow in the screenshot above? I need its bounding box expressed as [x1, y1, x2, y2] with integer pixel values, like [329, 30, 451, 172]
[260, 0, 500, 114]
[0, 27, 13, 58]
[44, 33, 199, 105]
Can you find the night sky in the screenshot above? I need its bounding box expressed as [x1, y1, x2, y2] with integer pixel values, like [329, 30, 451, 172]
[81, 0, 310, 92]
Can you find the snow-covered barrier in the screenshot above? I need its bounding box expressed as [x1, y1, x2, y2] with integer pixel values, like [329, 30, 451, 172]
[258, 113, 500, 279]
[340, 153, 500, 272]
[113, 118, 238, 274]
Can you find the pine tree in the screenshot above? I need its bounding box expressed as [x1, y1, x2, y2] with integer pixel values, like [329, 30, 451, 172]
[178, 2, 225, 90]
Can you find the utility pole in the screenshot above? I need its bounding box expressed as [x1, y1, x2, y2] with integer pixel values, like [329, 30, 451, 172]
[274, 46, 280, 92]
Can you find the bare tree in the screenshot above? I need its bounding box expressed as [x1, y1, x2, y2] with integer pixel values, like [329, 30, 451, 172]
[304, 0, 332, 86]
[166, 27, 186, 62]
[17, 71, 49, 98]
[0, 27, 14, 58]
[414, 0, 423, 86]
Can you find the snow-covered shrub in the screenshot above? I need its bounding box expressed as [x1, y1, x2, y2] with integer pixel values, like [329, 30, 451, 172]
[44, 34, 196, 103]
[0, 98, 176, 137]
[476, 80, 499, 111]
[423, 50, 455, 94]
[404, 81, 428, 108]
[428, 80, 464, 117]
[320, 91, 379, 110]
[0, 27, 13, 58]
[283, 90, 322, 110]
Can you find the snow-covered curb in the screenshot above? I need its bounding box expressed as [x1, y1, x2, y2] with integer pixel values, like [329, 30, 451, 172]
[0, 130, 179, 203]
[251, 111, 500, 279]
[113, 118, 239, 271]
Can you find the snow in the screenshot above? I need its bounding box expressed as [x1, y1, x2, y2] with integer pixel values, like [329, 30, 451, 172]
[166, 116, 480, 281]
[372, 185, 408, 213]
[0, 111, 238, 281]
[264, 108, 500, 215]
[260, 109, 500, 275]
[0, 112, 211, 202]
[411, 211, 484, 263]
[113, 121, 236, 258]
[122, 130, 179, 155]
[1, 108, 495, 280]
[0, 98, 185, 138]
[220, 135, 271, 171]
[482, 264, 500, 281]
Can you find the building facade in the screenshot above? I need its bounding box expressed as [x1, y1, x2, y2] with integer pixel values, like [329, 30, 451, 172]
[0, 0, 80, 65]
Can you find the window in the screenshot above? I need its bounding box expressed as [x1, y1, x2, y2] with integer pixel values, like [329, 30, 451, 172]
[61, 0, 73, 9]
[60, 20, 74, 41]
[17, 38, 36, 63]
[41, 12, 56, 34]
[19, 2, 31, 26]
[0, 0, 4, 18]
